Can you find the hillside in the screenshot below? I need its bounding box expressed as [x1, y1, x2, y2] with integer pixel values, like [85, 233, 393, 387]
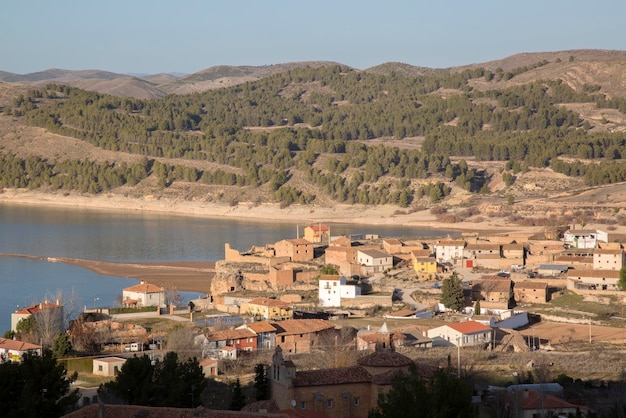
[1, 49, 626, 232]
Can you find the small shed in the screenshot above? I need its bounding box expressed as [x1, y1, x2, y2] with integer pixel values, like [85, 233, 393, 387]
[93, 357, 126, 377]
[200, 357, 219, 377]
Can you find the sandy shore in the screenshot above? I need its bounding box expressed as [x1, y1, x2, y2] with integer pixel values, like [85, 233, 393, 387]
[0, 189, 530, 234]
[1, 254, 215, 293]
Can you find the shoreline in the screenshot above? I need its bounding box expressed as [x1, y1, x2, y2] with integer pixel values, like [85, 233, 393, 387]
[0, 189, 534, 235]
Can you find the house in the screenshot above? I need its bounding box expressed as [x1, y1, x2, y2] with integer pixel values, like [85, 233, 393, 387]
[199, 328, 257, 358]
[434, 239, 465, 263]
[356, 324, 432, 350]
[0, 337, 42, 362]
[566, 269, 621, 291]
[270, 345, 415, 418]
[411, 253, 437, 276]
[464, 243, 502, 259]
[220, 345, 238, 360]
[240, 298, 293, 320]
[272, 319, 336, 354]
[471, 279, 514, 309]
[357, 249, 393, 275]
[563, 229, 608, 249]
[318, 275, 361, 307]
[330, 236, 353, 247]
[93, 357, 126, 377]
[303, 224, 329, 244]
[11, 300, 64, 333]
[382, 238, 403, 254]
[274, 239, 314, 262]
[593, 247, 625, 271]
[199, 357, 218, 377]
[536, 264, 569, 276]
[514, 281, 549, 304]
[122, 281, 166, 308]
[323, 246, 359, 277]
[238, 321, 277, 350]
[426, 321, 492, 347]
[507, 388, 592, 417]
[501, 243, 525, 260]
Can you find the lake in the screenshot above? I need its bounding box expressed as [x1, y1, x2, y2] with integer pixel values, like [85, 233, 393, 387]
[0, 203, 456, 332]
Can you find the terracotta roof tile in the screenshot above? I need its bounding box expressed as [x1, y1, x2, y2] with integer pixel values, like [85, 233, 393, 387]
[292, 365, 372, 386]
[206, 329, 256, 342]
[123, 282, 163, 293]
[245, 321, 278, 333]
[271, 319, 335, 336]
[447, 321, 492, 334]
[566, 269, 620, 279]
[0, 337, 41, 351]
[247, 298, 290, 308]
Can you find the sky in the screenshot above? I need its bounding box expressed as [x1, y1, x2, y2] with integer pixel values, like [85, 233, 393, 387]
[1, 0, 625, 75]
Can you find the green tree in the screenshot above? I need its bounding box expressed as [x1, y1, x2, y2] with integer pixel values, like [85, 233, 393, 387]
[253, 363, 270, 401]
[100, 352, 205, 407]
[320, 264, 340, 275]
[369, 364, 477, 418]
[507, 194, 515, 205]
[440, 273, 465, 311]
[619, 267, 626, 291]
[473, 300, 481, 316]
[229, 378, 247, 410]
[51, 332, 72, 358]
[0, 349, 80, 418]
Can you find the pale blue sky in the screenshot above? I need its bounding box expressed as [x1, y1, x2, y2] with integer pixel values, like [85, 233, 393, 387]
[1, 0, 624, 75]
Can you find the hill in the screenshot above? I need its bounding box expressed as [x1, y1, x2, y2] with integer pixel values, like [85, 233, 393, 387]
[1, 49, 626, 232]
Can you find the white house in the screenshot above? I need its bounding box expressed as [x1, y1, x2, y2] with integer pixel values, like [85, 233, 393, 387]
[434, 239, 466, 262]
[0, 337, 42, 362]
[122, 281, 166, 308]
[593, 248, 625, 271]
[563, 229, 608, 249]
[426, 321, 492, 347]
[318, 275, 361, 307]
[11, 300, 64, 333]
[357, 249, 393, 274]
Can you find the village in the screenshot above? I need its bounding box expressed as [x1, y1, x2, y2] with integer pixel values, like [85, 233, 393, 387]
[4, 222, 626, 417]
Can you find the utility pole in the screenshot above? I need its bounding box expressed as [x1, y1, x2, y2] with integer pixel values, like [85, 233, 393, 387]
[456, 336, 461, 377]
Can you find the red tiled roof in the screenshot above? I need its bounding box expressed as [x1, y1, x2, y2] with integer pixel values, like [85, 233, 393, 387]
[447, 321, 492, 334]
[284, 239, 312, 246]
[206, 329, 256, 342]
[245, 321, 278, 333]
[0, 337, 41, 351]
[566, 269, 620, 279]
[293, 365, 372, 386]
[514, 281, 548, 290]
[308, 225, 329, 232]
[271, 319, 335, 336]
[15, 302, 62, 315]
[123, 282, 163, 293]
[516, 389, 591, 411]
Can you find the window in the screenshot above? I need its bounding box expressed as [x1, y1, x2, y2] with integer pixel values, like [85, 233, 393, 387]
[301, 401, 306, 409]
[98, 365, 103, 372]
[327, 399, 334, 408]
[354, 397, 360, 406]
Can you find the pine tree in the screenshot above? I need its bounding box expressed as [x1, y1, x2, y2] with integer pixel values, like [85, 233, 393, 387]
[440, 273, 465, 311]
[229, 378, 246, 411]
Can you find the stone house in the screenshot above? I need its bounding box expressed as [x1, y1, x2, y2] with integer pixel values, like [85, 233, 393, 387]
[240, 297, 293, 320]
[471, 278, 514, 309]
[566, 269, 621, 291]
[199, 358, 218, 377]
[272, 319, 336, 354]
[324, 246, 359, 277]
[270, 346, 414, 418]
[199, 328, 257, 358]
[514, 281, 549, 304]
[593, 247, 625, 271]
[274, 239, 314, 262]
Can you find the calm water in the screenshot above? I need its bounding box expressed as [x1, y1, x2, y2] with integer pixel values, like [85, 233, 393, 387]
[0, 204, 456, 332]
